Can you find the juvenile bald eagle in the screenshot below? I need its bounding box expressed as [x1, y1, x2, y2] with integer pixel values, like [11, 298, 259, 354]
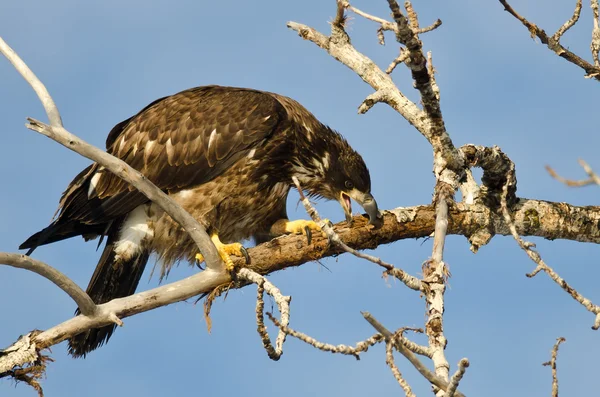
[20, 85, 381, 357]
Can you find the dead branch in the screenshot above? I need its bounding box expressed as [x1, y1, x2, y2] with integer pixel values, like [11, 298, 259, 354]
[362, 312, 466, 397]
[268, 313, 383, 360]
[498, 0, 600, 80]
[385, 337, 416, 396]
[423, 184, 452, 386]
[0, 36, 222, 271]
[501, 170, 600, 329]
[292, 176, 422, 291]
[542, 337, 566, 397]
[446, 358, 470, 397]
[546, 159, 600, 187]
[238, 268, 290, 360]
[288, 5, 459, 166]
[0, 253, 96, 316]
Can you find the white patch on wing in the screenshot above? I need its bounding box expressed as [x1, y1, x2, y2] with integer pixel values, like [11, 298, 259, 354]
[247, 149, 256, 158]
[303, 123, 313, 141]
[114, 205, 154, 260]
[264, 115, 271, 121]
[118, 137, 127, 153]
[88, 172, 102, 197]
[165, 138, 175, 163]
[207, 128, 217, 152]
[144, 140, 155, 163]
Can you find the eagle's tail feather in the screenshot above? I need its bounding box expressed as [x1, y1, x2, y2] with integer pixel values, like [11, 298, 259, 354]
[68, 222, 149, 358]
[19, 221, 103, 255]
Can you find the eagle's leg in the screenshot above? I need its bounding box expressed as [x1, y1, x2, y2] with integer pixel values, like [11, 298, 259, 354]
[195, 234, 249, 271]
[271, 219, 327, 245]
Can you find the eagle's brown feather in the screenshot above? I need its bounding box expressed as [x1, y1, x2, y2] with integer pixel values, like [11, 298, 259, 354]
[20, 85, 376, 358]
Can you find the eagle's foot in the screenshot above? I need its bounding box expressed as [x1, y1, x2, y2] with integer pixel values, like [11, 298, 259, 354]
[284, 219, 327, 245]
[195, 234, 250, 272]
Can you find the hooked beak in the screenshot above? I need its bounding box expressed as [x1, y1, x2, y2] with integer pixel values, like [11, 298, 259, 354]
[339, 191, 383, 228]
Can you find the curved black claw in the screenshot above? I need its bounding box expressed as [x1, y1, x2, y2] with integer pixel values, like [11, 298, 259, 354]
[240, 246, 251, 264]
[304, 225, 312, 245]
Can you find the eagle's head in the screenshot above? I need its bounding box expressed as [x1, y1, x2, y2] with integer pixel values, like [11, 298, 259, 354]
[295, 129, 383, 228]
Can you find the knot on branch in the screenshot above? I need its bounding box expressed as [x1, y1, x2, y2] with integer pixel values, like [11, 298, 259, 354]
[461, 144, 518, 208]
[0, 331, 50, 397]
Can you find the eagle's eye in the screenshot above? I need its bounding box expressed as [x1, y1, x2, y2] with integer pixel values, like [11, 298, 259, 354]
[344, 180, 354, 189]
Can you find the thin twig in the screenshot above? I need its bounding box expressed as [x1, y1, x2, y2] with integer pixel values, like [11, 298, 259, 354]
[238, 268, 290, 360]
[0, 253, 96, 316]
[446, 358, 470, 397]
[386, 48, 409, 74]
[545, 165, 597, 187]
[342, 1, 396, 29]
[268, 313, 383, 360]
[386, 338, 416, 396]
[499, 0, 600, 80]
[501, 168, 600, 330]
[578, 158, 600, 184]
[292, 177, 421, 291]
[417, 19, 442, 34]
[553, 0, 582, 41]
[361, 312, 466, 397]
[0, 37, 62, 127]
[542, 337, 566, 397]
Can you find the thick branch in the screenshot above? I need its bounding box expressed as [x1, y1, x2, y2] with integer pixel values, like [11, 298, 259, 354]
[287, 21, 430, 146]
[292, 177, 421, 290]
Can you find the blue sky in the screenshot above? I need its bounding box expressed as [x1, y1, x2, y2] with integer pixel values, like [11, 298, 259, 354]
[1, 1, 599, 396]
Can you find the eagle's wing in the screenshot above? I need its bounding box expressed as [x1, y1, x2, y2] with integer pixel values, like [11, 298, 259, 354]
[58, 86, 283, 226]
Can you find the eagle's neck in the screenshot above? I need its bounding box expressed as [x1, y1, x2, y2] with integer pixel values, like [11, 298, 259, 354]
[289, 124, 339, 193]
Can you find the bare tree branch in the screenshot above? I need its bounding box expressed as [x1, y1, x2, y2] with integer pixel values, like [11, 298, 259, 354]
[362, 312, 466, 397]
[0, 253, 96, 316]
[0, 37, 62, 127]
[386, 337, 416, 396]
[553, 0, 582, 41]
[0, 35, 222, 271]
[239, 268, 291, 361]
[499, 0, 600, 80]
[445, 358, 470, 397]
[288, 8, 458, 162]
[268, 313, 384, 360]
[542, 337, 566, 397]
[591, 0, 600, 67]
[292, 176, 422, 291]
[423, 185, 452, 387]
[501, 170, 600, 330]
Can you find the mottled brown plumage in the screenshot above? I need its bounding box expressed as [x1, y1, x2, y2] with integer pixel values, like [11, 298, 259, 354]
[20, 85, 381, 357]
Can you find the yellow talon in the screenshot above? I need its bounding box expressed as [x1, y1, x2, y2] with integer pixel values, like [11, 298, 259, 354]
[284, 219, 327, 245]
[195, 234, 249, 272]
[284, 219, 323, 235]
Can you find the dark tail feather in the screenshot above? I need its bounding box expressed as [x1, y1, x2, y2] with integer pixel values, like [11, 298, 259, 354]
[68, 223, 150, 358]
[19, 221, 103, 255]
